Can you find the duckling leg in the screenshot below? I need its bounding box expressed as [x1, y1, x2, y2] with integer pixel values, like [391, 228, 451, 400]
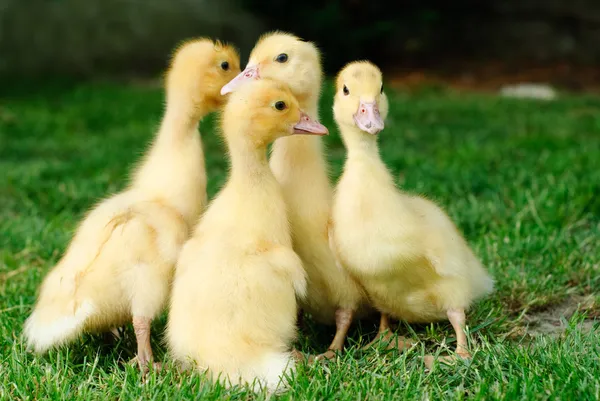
[127, 261, 169, 374]
[364, 313, 392, 348]
[110, 327, 121, 339]
[132, 316, 155, 371]
[315, 308, 354, 361]
[423, 308, 471, 369]
[447, 308, 471, 359]
[110, 326, 125, 339]
[363, 314, 414, 351]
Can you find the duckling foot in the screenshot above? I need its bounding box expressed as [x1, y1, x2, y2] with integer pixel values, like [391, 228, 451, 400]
[109, 326, 123, 340]
[364, 331, 415, 352]
[363, 313, 415, 352]
[128, 356, 163, 373]
[132, 316, 159, 377]
[291, 348, 312, 363]
[423, 352, 471, 369]
[311, 308, 355, 363]
[424, 308, 472, 369]
[313, 349, 338, 362]
[128, 358, 162, 385]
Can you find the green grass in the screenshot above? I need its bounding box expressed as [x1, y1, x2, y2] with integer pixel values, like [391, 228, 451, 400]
[1, 82, 599, 400]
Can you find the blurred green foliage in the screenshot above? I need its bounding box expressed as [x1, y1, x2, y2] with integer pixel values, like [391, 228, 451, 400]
[1, 0, 599, 78]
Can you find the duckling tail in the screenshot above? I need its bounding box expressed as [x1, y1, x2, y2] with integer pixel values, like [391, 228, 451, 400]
[23, 299, 96, 353]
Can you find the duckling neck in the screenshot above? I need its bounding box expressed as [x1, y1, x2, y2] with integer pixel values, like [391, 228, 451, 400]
[157, 102, 206, 143]
[340, 126, 398, 197]
[340, 124, 392, 184]
[225, 135, 289, 245]
[130, 101, 208, 226]
[229, 137, 272, 184]
[341, 125, 381, 159]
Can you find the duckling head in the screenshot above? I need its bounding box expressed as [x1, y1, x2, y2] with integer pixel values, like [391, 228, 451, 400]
[166, 38, 241, 116]
[333, 61, 389, 136]
[222, 79, 328, 148]
[221, 31, 322, 104]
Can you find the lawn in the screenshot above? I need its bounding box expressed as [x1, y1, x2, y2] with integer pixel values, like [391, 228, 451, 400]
[1, 81, 599, 400]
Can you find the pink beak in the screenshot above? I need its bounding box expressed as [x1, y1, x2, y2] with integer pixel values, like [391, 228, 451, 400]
[354, 101, 384, 135]
[220, 65, 260, 95]
[293, 111, 329, 136]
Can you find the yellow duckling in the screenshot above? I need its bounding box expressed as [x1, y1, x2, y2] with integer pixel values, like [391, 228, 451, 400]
[331, 61, 494, 363]
[222, 32, 368, 359]
[23, 39, 240, 371]
[167, 79, 328, 392]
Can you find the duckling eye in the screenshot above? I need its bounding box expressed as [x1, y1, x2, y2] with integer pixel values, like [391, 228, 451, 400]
[274, 101, 287, 111]
[275, 53, 288, 63]
[221, 61, 229, 71]
[380, 83, 384, 94]
[343, 85, 349, 96]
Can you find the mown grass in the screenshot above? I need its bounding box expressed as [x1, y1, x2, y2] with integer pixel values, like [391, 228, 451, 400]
[1, 81, 599, 400]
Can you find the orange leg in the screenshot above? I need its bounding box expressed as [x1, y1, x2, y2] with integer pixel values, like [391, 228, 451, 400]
[424, 308, 471, 368]
[130, 316, 161, 376]
[314, 308, 354, 361]
[447, 308, 471, 359]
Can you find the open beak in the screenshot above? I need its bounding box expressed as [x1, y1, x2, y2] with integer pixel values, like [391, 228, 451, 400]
[220, 65, 260, 95]
[353, 101, 384, 135]
[293, 111, 329, 136]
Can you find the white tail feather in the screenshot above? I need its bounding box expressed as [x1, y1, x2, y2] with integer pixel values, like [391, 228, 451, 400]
[23, 300, 96, 353]
[255, 352, 294, 394]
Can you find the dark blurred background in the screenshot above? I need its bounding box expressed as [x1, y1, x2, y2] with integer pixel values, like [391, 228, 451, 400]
[2, 0, 600, 87]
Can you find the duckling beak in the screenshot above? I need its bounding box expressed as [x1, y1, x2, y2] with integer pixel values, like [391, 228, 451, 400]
[293, 111, 329, 136]
[354, 101, 384, 135]
[220, 65, 260, 95]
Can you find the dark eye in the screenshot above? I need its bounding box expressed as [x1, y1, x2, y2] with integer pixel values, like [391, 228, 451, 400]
[380, 83, 384, 94]
[221, 61, 229, 71]
[275, 53, 288, 63]
[343, 85, 349, 96]
[275, 101, 286, 111]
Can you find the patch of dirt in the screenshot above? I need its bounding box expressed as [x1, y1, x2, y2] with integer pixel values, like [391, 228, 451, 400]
[521, 295, 598, 338]
[387, 61, 600, 94]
